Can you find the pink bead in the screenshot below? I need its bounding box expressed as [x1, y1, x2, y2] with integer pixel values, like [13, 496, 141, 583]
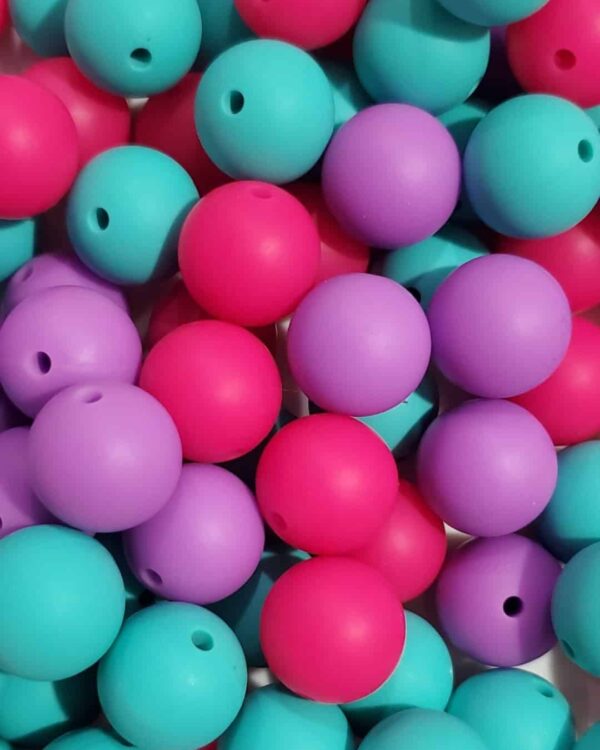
[0, 0, 8, 31]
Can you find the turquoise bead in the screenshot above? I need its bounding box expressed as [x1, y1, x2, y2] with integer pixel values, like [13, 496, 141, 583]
[45, 729, 133, 750]
[8, 0, 68, 56]
[221, 684, 353, 750]
[357, 373, 439, 458]
[0, 742, 11, 750]
[98, 601, 247, 750]
[0, 219, 35, 284]
[67, 146, 198, 285]
[578, 723, 600, 749]
[196, 40, 334, 183]
[437, 0, 549, 26]
[536, 441, 600, 562]
[98, 534, 154, 618]
[0, 526, 124, 681]
[343, 612, 453, 736]
[465, 94, 600, 238]
[194, 0, 252, 68]
[588, 106, 600, 129]
[319, 59, 372, 134]
[448, 668, 574, 750]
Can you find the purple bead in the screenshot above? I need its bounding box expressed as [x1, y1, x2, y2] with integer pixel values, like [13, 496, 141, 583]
[124, 464, 265, 604]
[428, 254, 572, 398]
[322, 103, 461, 249]
[0, 286, 142, 417]
[436, 534, 561, 667]
[4, 253, 128, 315]
[0, 427, 56, 540]
[29, 382, 182, 533]
[418, 400, 557, 537]
[287, 273, 431, 416]
[0, 388, 27, 433]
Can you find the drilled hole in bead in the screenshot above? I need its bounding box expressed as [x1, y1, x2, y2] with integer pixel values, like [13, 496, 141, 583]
[252, 187, 272, 199]
[192, 630, 214, 651]
[130, 48, 152, 67]
[503, 596, 523, 617]
[36, 352, 52, 374]
[18, 266, 33, 282]
[562, 640, 575, 659]
[554, 49, 576, 70]
[271, 513, 287, 532]
[95, 208, 110, 231]
[406, 286, 422, 303]
[144, 569, 163, 586]
[537, 683, 554, 698]
[227, 90, 245, 115]
[578, 140, 594, 163]
[82, 391, 103, 404]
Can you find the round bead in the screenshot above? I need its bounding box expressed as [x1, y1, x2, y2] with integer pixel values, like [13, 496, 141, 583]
[436, 534, 561, 666]
[99, 533, 152, 620]
[261, 557, 406, 703]
[578, 724, 600, 750]
[438, 0, 549, 26]
[322, 104, 460, 249]
[427, 254, 572, 398]
[353, 0, 490, 114]
[464, 94, 600, 237]
[45, 729, 136, 750]
[29, 383, 182, 533]
[256, 413, 398, 555]
[195, 0, 252, 68]
[0, 390, 26, 434]
[0, 525, 124, 680]
[8, 0, 67, 55]
[97, 602, 247, 750]
[196, 40, 334, 183]
[67, 146, 198, 285]
[0, 219, 35, 284]
[319, 58, 372, 134]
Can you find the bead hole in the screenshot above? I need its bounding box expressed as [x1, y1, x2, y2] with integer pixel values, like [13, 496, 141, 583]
[562, 640, 575, 659]
[82, 391, 103, 404]
[537, 684, 554, 698]
[252, 187, 272, 199]
[503, 596, 523, 617]
[578, 140, 594, 163]
[227, 90, 245, 115]
[18, 266, 33, 282]
[36, 352, 52, 374]
[95, 208, 110, 231]
[192, 630, 214, 651]
[144, 569, 162, 586]
[554, 49, 576, 70]
[130, 48, 152, 67]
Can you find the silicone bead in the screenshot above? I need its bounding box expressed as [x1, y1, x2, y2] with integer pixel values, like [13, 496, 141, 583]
[8, 0, 68, 56]
[0, 390, 26, 434]
[0, 219, 35, 284]
[319, 58, 372, 134]
[0, 0, 7, 31]
[45, 729, 137, 750]
[438, 0, 549, 26]
[578, 724, 600, 750]
[195, 0, 252, 68]
[99, 533, 153, 620]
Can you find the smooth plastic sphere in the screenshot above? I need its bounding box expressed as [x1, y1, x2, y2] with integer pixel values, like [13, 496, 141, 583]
[140, 321, 281, 463]
[350, 480, 447, 602]
[343, 613, 453, 735]
[436, 534, 561, 666]
[98, 602, 247, 750]
[353, 0, 490, 114]
[221, 684, 353, 750]
[45, 729, 137, 750]
[588, 105, 600, 128]
[65, 0, 202, 97]
[261, 557, 406, 703]
[464, 95, 600, 237]
[0, 219, 35, 284]
[256, 413, 398, 555]
[578, 723, 600, 750]
[0, 525, 124, 680]
[24, 58, 131, 166]
[179, 181, 320, 326]
[438, 0, 549, 26]
[428, 254, 572, 398]
[8, 0, 67, 55]
[288, 274, 431, 416]
[0, 286, 141, 418]
[195, 0, 252, 67]
[448, 668, 574, 750]
[0, 76, 78, 220]
[0, 390, 26, 434]
[196, 40, 334, 183]
[67, 146, 198, 285]
[319, 58, 372, 134]
[29, 382, 182, 533]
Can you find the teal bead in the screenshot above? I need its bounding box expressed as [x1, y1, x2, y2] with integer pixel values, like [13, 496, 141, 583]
[319, 59, 372, 134]
[98, 602, 247, 750]
[0, 526, 125, 681]
[353, 0, 490, 115]
[67, 146, 198, 285]
[98, 534, 154, 618]
[0, 219, 35, 284]
[65, 0, 202, 96]
[221, 684, 354, 750]
[9, 0, 68, 56]
[194, 0, 252, 68]
[210, 548, 308, 667]
[381, 226, 489, 309]
[357, 373, 439, 458]
[436, 0, 549, 26]
[196, 40, 334, 183]
[45, 729, 133, 750]
[552, 541, 600, 676]
[343, 612, 453, 736]
[578, 723, 600, 749]
[536, 441, 600, 562]
[359, 709, 488, 750]
[0, 741, 11, 750]
[448, 668, 574, 750]
[588, 106, 600, 130]
[0, 669, 98, 747]
[465, 94, 600, 238]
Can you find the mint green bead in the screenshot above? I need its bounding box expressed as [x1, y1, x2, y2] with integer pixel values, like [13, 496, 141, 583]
[0, 669, 98, 747]
[343, 613, 453, 736]
[194, 0, 252, 68]
[98, 602, 247, 750]
[0, 526, 125, 682]
[448, 669, 574, 750]
[0, 219, 35, 283]
[67, 146, 198, 285]
[221, 684, 353, 750]
[45, 729, 133, 750]
[9, 0, 68, 56]
[319, 59, 372, 134]
[578, 723, 600, 749]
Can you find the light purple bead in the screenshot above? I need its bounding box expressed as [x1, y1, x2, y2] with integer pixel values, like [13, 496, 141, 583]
[124, 464, 265, 605]
[287, 273, 431, 416]
[0, 388, 27, 433]
[322, 103, 461, 249]
[0, 286, 142, 417]
[436, 534, 561, 667]
[417, 399, 557, 537]
[428, 254, 572, 398]
[0, 427, 56, 539]
[4, 253, 128, 315]
[29, 382, 182, 533]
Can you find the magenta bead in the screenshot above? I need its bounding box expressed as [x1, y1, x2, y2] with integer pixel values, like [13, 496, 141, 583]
[29, 383, 182, 533]
[0, 286, 141, 417]
[418, 400, 557, 537]
[287, 273, 431, 416]
[428, 254, 572, 398]
[4, 253, 128, 315]
[0, 427, 56, 539]
[436, 534, 561, 667]
[124, 464, 265, 604]
[322, 103, 461, 249]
